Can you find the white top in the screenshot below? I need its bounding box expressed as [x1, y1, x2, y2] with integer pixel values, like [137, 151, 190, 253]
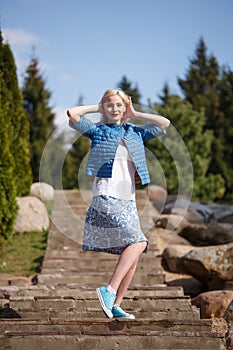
[93, 140, 136, 200]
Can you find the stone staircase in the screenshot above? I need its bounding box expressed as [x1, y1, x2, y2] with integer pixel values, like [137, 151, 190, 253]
[0, 190, 227, 349]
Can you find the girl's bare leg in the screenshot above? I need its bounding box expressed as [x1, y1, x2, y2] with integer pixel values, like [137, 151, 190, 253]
[108, 241, 147, 303]
[114, 257, 138, 305]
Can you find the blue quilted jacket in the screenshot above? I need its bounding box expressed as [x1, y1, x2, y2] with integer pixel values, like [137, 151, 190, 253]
[69, 116, 165, 185]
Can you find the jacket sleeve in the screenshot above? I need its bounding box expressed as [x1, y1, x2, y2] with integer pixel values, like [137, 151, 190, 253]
[134, 122, 166, 141]
[69, 116, 96, 138]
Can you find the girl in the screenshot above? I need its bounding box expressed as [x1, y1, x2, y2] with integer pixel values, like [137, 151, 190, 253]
[67, 89, 170, 319]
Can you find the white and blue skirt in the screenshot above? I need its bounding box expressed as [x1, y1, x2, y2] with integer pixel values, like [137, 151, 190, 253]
[83, 195, 148, 255]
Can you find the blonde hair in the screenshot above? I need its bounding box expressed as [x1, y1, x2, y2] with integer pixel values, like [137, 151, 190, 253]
[99, 89, 129, 124]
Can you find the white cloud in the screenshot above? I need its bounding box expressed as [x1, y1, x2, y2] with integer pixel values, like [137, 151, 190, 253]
[2, 27, 40, 49]
[2, 27, 49, 84]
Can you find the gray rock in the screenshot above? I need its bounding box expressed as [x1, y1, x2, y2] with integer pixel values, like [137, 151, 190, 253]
[155, 214, 188, 231]
[162, 245, 197, 273]
[192, 290, 233, 319]
[225, 299, 233, 325]
[14, 196, 50, 233]
[179, 222, 233, 246]
[163, 197, 214, 223]
[30, 182, 54, 202]
[208, 203, 233, 223]
[180, 243, 233, 289]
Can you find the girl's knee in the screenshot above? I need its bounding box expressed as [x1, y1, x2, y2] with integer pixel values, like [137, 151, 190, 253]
[139, 241, 147, 253]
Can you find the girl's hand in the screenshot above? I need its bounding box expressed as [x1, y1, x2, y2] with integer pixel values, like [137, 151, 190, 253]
[67, 109, 80, 123]
[98, 103, 104, 115]
[122, 97, 135, 119]
[67, 104, 99, 123]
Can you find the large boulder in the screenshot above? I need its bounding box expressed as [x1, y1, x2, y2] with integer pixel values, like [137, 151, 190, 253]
[208, 203, 233, 223]
[147, 185, 167, 212]
[225, 299, 233, 325]
[155, 214, 188, 231]
[30, 182, 54, 202]
[178, 222, 233, 246]
[156, 232, 191, 255]
[162, 242, 233, 289]
[14, 196, 50, 233]
[162, 244, 197, 273]
[180, 243, 233, 289]
[163, 197, 214, 223]
[147, 184, 167, 201]
[192, 290, 233, 318]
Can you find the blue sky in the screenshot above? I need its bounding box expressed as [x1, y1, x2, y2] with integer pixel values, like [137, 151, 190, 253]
[1, 0, 233, 125]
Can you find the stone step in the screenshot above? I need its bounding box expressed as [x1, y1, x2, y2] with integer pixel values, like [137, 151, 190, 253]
[40, 264, 163, 275]
[0, 305, 200, 320]
[0, 285, 185, 298]
[4, 295, 194, 311]
[0, 330, 226, 350]
[37, 271, 165, 285]
[0, 317, 214, 333]
[43, 247, 161, 259]
[41, 256, 163, 270]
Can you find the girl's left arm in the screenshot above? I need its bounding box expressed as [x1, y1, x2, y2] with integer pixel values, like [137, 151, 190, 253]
[124, 98, 170, 130]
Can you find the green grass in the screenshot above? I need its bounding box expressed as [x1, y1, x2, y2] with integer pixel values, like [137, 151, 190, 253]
[0, 200, 53, 277]
[0, 229, 48, 277]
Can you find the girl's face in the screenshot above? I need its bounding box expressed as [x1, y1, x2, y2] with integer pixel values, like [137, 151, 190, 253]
[102, 95, 126, 124]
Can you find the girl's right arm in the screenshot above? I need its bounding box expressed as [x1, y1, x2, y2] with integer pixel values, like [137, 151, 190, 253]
[67, 105, 99, 123]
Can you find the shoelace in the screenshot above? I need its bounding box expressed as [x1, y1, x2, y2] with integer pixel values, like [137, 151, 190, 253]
[109, 293, 116, 308]
[113, 305, 126, 313]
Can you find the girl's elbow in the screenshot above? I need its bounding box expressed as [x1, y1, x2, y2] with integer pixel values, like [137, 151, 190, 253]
[165, 119, 170, 128]
[162, 118, 170, 130]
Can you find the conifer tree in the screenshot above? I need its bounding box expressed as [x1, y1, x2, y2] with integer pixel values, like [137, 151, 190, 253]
[62, 95, 90, 189]
[117, 76, 141, 104]
[147, 95, 225, 201]
[0, 92, 18, 243]
[22, 56, 55, 182]
[178, 37, 233, 198]
[63, 136, 90, 189]
[0, 33, 18, 242]
[216, 67, 233, 199]
[1, 32, 32, 196]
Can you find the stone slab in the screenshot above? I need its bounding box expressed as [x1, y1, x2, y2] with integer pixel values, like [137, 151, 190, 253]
[0, 331, 226, 350]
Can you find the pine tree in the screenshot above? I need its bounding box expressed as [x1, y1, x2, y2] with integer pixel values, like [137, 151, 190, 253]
[0, 33, 18, 243]
[62, 95, 91, 190]
[22, 56, 55, 182]
[146, 95, 225, 201]
[216, 67, 233, 199]
[117, 76, 141, 104]
[178, 37, 220, 127]
[63, 135, 90, 189]
[0, 95, 18, 243]
[1, 32, 32, 196]
[178, 37, 232, 198]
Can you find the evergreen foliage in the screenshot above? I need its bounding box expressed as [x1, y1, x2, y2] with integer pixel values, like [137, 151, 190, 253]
[62, 95, 91, 190]
[150, 95, 225, 201]
[39, 130, 68, 190]
[216, 67, 233, 198]
[0, 32, 32, 196]
[0, 101, 18, 243]
[22, 56, 55, 182]
[63, 135, 90, 189]
[118, 76, 141, 104]
[0, 33, 18, 243]
[178, 37, 233, 199]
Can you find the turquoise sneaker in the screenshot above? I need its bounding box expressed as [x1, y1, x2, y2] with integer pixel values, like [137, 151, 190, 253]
[112, 304, 135, 319]
[96, 286, 116, 318]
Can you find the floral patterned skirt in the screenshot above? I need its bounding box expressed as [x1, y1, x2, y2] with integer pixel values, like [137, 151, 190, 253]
[83, 195, 148, 255]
